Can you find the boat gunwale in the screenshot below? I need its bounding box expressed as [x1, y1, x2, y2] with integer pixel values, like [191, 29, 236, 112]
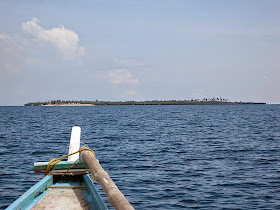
[83, 174, 108, 210]
[6, 175, 53, 210]
[6, 174, 108, 210]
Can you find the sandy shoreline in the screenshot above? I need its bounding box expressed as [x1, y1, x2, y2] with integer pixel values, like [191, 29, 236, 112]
[41, 104, 95, 106]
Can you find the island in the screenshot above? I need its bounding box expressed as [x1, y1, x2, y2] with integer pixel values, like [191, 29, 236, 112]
[24, 98, 266, 106]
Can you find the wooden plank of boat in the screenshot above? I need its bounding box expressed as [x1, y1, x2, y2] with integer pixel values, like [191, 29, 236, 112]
[31, 174, 107, 210]
[34, 160, 90, 175]
[68, 126, 81, 162]
[7, 126, 134, 210]
[7, 165, 107, 209]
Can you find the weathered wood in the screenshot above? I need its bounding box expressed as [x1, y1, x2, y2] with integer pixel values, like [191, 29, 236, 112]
[34, 161, 87, 173]
[36, 169, 90, 176]
[68, 126, 81, 161]
[32, 188, 90, 210]
[6, 176, 54, 210]
[80, 146, 134, 210]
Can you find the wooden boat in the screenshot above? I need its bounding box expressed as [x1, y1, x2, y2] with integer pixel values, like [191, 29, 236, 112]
[7, 127, 134, 210]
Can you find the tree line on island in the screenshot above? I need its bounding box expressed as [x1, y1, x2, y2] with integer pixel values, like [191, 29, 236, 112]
[24, 98, 266, 106]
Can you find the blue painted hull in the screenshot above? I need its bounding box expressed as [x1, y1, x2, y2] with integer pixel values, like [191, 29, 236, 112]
[7, 174, 107, 210]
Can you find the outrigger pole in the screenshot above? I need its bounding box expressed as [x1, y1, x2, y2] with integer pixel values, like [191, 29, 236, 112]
[80, 146, 134, 210]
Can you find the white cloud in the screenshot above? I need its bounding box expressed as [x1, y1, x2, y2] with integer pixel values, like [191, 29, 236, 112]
[0, 33, 25, 74]
[113, 57, 144, 68]
[108, 69, 139, 85]
[22, 17, 85, 60]
[0, 33, 10, 40]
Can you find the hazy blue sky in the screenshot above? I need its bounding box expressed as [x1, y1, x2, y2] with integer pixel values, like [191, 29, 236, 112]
[1, 0, 279, 105]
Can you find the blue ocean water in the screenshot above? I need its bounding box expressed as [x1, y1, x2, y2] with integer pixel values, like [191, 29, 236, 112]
[0, 105, 279, 209]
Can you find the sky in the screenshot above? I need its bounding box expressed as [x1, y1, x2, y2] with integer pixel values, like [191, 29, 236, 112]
[0, 0, 279, 105]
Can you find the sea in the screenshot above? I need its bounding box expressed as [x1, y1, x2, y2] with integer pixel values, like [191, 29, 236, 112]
[0, 105, 279, 209]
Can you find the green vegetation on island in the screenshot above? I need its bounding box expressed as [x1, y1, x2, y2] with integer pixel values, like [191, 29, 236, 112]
[24, 98, 266, 106]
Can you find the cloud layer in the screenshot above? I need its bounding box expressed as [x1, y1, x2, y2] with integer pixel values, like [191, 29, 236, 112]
[0, 32, 25, 74]
[113, 57, 144, 68]
[22, 17, 85, 60]
[108, 69, 139, 85]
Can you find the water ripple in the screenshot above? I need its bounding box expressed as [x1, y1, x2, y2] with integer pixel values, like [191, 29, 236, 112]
[0, 105, 280, 209]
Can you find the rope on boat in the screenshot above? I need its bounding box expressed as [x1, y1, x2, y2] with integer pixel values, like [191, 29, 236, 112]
[60, 159, 79, 178]
[45, 147, 96, 181]
[46, 186, 87, 189]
